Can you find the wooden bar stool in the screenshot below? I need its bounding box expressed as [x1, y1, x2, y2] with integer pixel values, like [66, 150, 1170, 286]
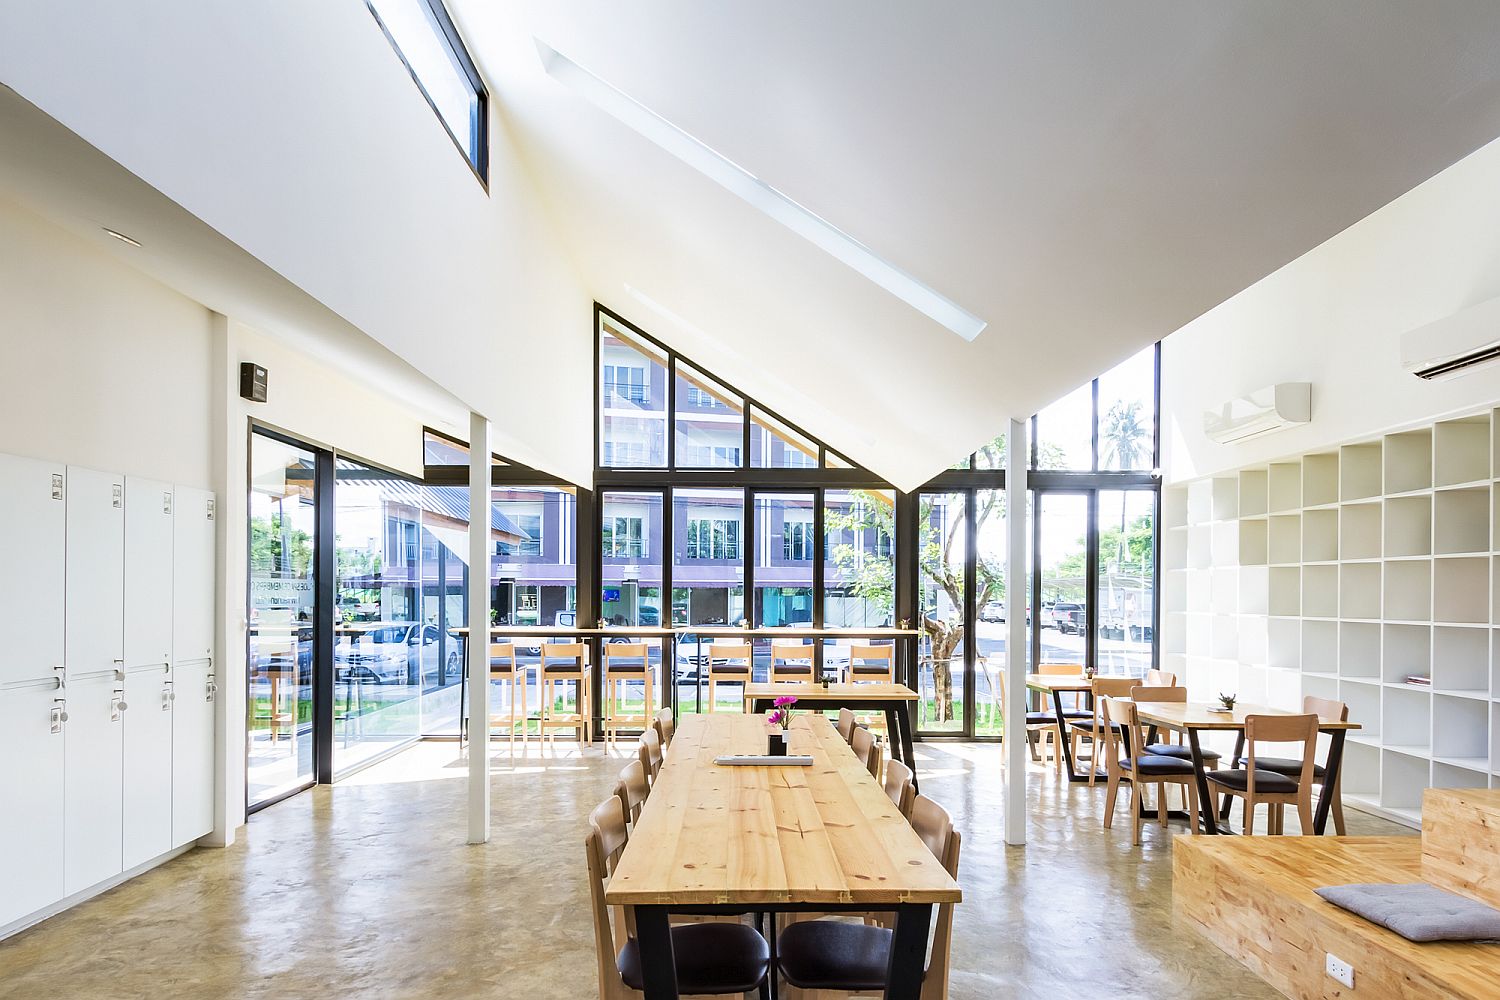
[706, 642, 752, 712]
[847, 643, 895, 683]
[488, 641, 526, 752]
[602, 642, 654, 745]
[771, 641, 814, 683]
[539, 641, 591, 747]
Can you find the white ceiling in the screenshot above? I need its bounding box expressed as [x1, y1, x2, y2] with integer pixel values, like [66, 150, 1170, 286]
[454, 0, 1500, 488]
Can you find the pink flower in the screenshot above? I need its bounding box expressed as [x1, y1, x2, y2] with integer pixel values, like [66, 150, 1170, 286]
[773, 696, 798, 708]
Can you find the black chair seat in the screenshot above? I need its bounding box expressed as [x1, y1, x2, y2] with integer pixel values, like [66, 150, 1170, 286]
[1120, 754, 1196, 777]
[1244, 755, 1326, 779]
[604, 664, 648, 674]
[850, 663, 893, 675]
[1058, 709, 1093, 720]
[1145, 743, 1222, 763]
[542, 662, 585, 673]
[1068, 719, 1122, 735]
[710, 663, 750, 674]
[1025, 712, 1058, 726]
[618, 922, 770, 994]
[778, 919, 893, 992]
[773, 667, 814, 676]
[1204, 768, 1301, 794]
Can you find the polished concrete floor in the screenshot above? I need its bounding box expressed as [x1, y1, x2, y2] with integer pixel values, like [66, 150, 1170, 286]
[0, 739, 1412, 1000]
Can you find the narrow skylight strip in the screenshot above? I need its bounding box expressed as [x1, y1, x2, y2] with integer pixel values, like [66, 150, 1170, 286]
[537, 40, 987, 342]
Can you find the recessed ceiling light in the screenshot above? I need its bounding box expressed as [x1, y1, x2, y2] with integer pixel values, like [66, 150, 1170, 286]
[102, 227, 141, 248]
[538, 40, 987, 343]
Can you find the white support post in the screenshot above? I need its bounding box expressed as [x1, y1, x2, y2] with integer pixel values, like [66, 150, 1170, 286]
[1004, 417, 1030, 846]
[467, 411, 492, 845]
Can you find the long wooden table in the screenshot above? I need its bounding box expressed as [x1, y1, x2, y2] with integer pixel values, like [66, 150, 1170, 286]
[741, 681, 920, 788]
[1135, 700, 1360, 836]
[606, 712, 960, 999]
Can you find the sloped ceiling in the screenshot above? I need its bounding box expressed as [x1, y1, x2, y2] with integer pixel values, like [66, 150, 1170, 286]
[454, 0, 1500, 489]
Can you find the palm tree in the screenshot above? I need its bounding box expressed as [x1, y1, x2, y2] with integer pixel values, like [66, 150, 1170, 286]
[1099, 400, 1151, 657]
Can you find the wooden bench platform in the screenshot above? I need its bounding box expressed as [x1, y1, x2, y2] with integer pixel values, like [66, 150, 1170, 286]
[1174, 789, 1500, 999]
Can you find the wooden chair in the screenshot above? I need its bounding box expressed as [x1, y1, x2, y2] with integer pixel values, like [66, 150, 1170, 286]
[771, 642, 815, 683]
[836, 707, 857, 744]
[883, 758, 915, 819]
[603, 642, 654, 746]
[587, 796, 772, 999]
[1232, 697, 1347, 834]
[846, 644, 895, 683]
[998, 672, 1061, 773]
[706, 642, 752, 712]
[777, 793, 961, 999]
[1100, 697, 1199, 845]
[615, 759, 650, 826]
[1204, 713, 1320, 836]
[539, 642, 591, 747]
[653, 707, 675, 749]
[488, 641, 527, 752]
[1068, 676, 1138, 785]
[1144, 668, 1177, 686]
[850, 725, 883, 780]
[638, 727, 664, 785]
[1127, 685, 1222, 769]
[1037, 662, 1093, 721]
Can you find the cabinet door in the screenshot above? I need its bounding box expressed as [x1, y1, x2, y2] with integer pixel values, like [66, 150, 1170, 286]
[64, 466, 125, 895]
[172, 486, 216, 846]
[0, 453, 65, 685]
[0, 684, 67, 926]
[123, 478, 175, 868]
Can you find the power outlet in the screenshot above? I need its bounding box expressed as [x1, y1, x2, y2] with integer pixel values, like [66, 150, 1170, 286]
[1326, 952, 1355, 989]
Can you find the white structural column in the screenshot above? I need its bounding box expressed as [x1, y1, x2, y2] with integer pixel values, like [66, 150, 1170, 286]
[1004, 417, 1030, 846]
[467, 411, 492, 845]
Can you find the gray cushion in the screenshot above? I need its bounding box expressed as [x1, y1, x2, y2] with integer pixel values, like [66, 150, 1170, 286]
[1313, 883, 1500, 942]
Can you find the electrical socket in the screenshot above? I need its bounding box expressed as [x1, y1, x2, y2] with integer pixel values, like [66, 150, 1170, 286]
[1326, 952, 1355, 989]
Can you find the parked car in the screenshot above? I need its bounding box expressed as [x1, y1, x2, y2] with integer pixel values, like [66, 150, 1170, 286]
[336, 622, 456, 686]
[1049, 602, 1085, 635]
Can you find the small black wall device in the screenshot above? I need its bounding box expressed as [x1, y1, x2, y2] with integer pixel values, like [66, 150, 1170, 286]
[240, 363, 268, 403]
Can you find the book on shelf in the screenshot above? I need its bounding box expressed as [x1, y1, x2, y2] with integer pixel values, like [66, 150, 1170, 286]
[1403, 674, 1431, 687]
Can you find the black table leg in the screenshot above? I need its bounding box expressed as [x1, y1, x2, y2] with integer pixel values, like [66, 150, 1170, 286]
[1220, 732, 1245, 821]
[634, 905, 678, 1000]
[1313, 730, 1346, 835]
[1051, 690, 1089, 782]
[1187, 729, 1221, 835]
[890, 704, 919, 792]
[884, 903, 933, 999]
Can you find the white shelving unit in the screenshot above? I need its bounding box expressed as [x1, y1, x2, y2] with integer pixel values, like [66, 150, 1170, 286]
[1162, 408, 1500, 829]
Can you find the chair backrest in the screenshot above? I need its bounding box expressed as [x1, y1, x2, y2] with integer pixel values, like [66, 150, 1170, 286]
[616, 759, 650, 825]
[1099, 697, 1142, 776]
[638, 727, 664, 781]
[603, 642, 649, 666]
[586, 796, 632, 1000]
[909, 793, 954, 863]
[653, 707, 675, 748]
[1143, 668, 1177, 687]
[1091, 677, 1138, 725]
[1245, 713, 1320, 794]
[771, 642, 813, 663]
[488, 642, 517, 675]
[1302, 695, 1349, 723]
[851, 725, 881, 778]
[540, 642, 586, 667]
[708, 642, 751, 662]
[1038, 662, 1084, 676]
[904, 793, 962, 1000]
[884, 757, 915, 818]
[1128, 684, 1186, 704]
[837, 707, 857, 744]
[848, 643, 895, 680]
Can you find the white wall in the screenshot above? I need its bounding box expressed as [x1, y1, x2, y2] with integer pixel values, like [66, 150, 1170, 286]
[1163, 133, 1500, 484]
[0, 0, 591, 484]
[0, 198, 213, 485]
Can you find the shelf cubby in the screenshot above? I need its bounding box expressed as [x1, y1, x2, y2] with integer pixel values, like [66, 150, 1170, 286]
[1164, 487, 1189, 530]
[1210, 615, 1238, 660]
[1431, 760, 1490, 790]
[1238, 616, 1268, 665]
[1211, 568, 1237, 611]
[1340, 563, 1382, 620]
[1211, 476, 1239, 521]
[1432, 694, 1489, 763]
[1186, 614, 1211, 654]
[1338, 622, 1381, 678]
[1341, 680, 1380, 740]
[1268, 514, 1301, 564]
[1340, 502, 1382, 560]
[1303, 452, 1340, 507]
[1188, 526, 1212, 570]
[1238, 566, 1268, 616]
[1434, 486, 1489, 554]
[1431, 626, 1488, 694]
[1433, 557, 1488, 624]
[1382, 623, 1430, 685]
[1267, 617, 1300, 669]
[1264, 665, 1303, 711]
[1341, 741, 1381, 798]
[1383, 686, 1431, 751]
[1341, 442, 1384, 501]
[1302, 619, 1338, 675]
[1186, 570, 1211, 612]
[1269, 462, 1302, 513]
[1493, 702, 1500, 776]
[1301, 564, 1339, 618]
[1268, 567, 1301, 617]
[1186, 479, 1212, 526]
[1238, 518, 1268, 566]
[1383, 559, 1432, 622]
[1238, 468, 1268, 517]
[1302, 508, 1339, 561]
[1433, 416, 1490, 488]
[1303, 672, 1339, 702]
[1211, 522, 1239, 566]
[1384, 495, 1432, 557]
[1383, 429, 1433, 495]
[1380, 749, 1430, 816]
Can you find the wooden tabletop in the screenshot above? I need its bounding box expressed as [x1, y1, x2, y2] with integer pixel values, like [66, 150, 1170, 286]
[605, 713, 960, 906]
[448, 626, 676, 636]
[677, 627, 920, 638]
[740, 682, 918, 703]
[1025, 673, 1091, 692]
[1136, 701, 1361, 731]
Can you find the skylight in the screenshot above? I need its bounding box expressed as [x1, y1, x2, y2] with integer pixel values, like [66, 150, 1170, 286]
[536, 41, 987, 342]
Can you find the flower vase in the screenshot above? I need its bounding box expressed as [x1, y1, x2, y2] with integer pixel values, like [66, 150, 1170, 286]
[768, 730, 789, 756]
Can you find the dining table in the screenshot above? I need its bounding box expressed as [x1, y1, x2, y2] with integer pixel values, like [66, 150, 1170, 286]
[1133, 700, 1361, 835]
[604, 711, 961, 999]
[740, 681, 921, 787]
[1025, 673, 1097, 782]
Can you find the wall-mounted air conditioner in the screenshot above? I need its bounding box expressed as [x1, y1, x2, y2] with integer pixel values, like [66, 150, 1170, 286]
[1402, 295, 1500, 381]
[1203, 383, 1311, 444]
